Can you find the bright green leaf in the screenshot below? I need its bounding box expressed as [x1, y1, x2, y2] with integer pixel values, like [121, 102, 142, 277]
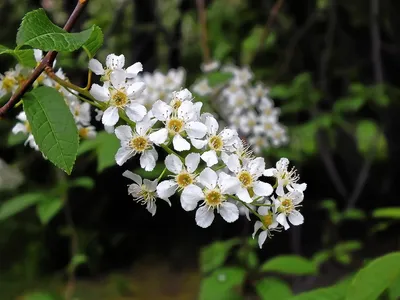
[346, 252, 400, 300]
[342, 209, 366, 220]
[388, 274, 400, 300]
[23, 86, 79, 174]
[261, 255, 317, 275]
[0, 44, 36, 67]
[334, 97, 366, 113]
[82, 25, 104, 58]
[205, 72, 233, 88]
[255, 277, 292, 300]
[68, 253, 87, 273]
[96, 132, 120, 172]
[69, 177, 95, 190]
[356, 120, 387, 159]
[200, 239, 240, 273]
[0, 193, 43, 221]
[199, 267, 246, 300]
[372, 207, 400, 219]
[269, 84, 293, 99]
[334, 241, 362, 253]
[16, 9, 97, 52]
[312, 250, 332, 267]
[36, 197, 63, 225]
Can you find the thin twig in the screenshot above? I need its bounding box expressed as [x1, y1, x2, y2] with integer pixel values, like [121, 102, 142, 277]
[196, 0, 210, 64]
[0, 0, 89, 118]
[347, 0, 383, 209]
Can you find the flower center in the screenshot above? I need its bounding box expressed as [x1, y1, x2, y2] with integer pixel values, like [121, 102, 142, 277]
[279, 198, 294, 214]
[111, 90, 128, 107]
[2, 76, 16, 92]
[139, 186, 156, 203]
[208, 135, 223, 151]
[176, 172, 193, 188]
[167, 118, 184, 134]
[79, 127, 90, 138]
[238, 171, 253, 188]
[264, 122, 273, 130]
[170, 98, 182, 110]
[129, 136, 149, 152]
[204, 189, 224, 207]
[263, 213, 273, 227]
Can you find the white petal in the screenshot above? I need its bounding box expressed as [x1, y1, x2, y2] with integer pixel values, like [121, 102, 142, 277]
[276, 184, 285, 197]
[115, 147, 134, 166]
[114, 125, 133, 141]
[172, 134, 190, 151]
[263, 168, 276, 177]
[291, 190, 304, 205]
[156, 180, 178, 200]
[90, 84, 109, 102]
[248, 157, 265, 178]
[181, 184, 204, 211]
[127, 81, 146, 96]
[110, 69, 127, 89]
[219, 174, 241, 194]
[122, 170, 142, 185]
[177, 101, 196, 122]
[165, 154, 183, 174]
[125, 103, 146, 122]
[258, 231, 268, 248]
[198, 168, 217, 189]
[258, 206, 270, 215]
[190, 138, 208, 149]
[220, 202, 239, 223]
[12, 123, 26, 134]
[106, 53, 125, 69]
[151, 100, 172, 121]
[149, 128, 168, 145]
[185, 121, 207, 139]
[220, 128, 238, 142]
[126, 62, 143, 77]
[236, 187, 253, 203]
[201, 150, 218, 167]
[253, 181, 273, 197]
[175, 88, 192, 101]
[205, 116, 219, 135]
[140, 150, 157, 171]
[288, 211, 304, 226]
[227, 154, 241, 174]
[291, 183, 307, 192]
[253, 221, 263, 238]
[102, 106, 120, 126]
[276, 213, 290, 230]
[135, 114, 156, 135]
[185, 153, 200, 173]
[88, 59, 105, 75]
[144, 178, 158, 191]
[146, 202, 157, 216]
[195, 206, 215, 228]
[33, 49, 43, 62]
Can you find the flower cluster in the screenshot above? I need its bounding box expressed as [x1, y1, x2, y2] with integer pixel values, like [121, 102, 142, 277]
[192, 63, 288, 154]
[7, 50, 97, 150]
[85, 54, 306, 248]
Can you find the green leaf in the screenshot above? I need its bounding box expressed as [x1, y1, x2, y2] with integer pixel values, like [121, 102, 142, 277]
[69, 177, 95, 189]
[334, 97, 366, 113]
[372, 207, 400, 219]
[96, 132, 120, 172]
[255, 277, 293, 300]
[68, 253, 87, 273]
[388, 274, 400, 300]
[24, 292, 60, 300]
[289, 284, 346, 300]
[200, 239, 240, 273]
[241, 26, 276, 64]
[334, 241, 362, 253]
[199, 267, 246, 300]
[77, 137, 99, 156]
[16, 9, 96, 52]
[7, 131, 27, 146]
[312, 250, 332, 266]
[261, 255, 317, 275]
[205, 72, 233, 88]
[82, 25, 104, 58]
[269, 84, 293, 99]
[36, 197, 63, 225]
[356, 120, 387, 160]
[0, 44, 36, 67]
[342, 209, 366, 220]
[23, 86, 79, 174]
[346, 252, 400, 300]
[0, 193, 42, 221]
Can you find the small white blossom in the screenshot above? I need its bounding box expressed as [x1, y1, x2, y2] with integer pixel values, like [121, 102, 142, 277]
[273, 190, 304, 230]
[253, 205, 280, 248]
[12, 111, 38, 150]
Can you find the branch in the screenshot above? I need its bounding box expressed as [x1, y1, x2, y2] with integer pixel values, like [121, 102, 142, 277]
[0, 0, 89, 118]
[347, 0, 383, 209]
[196, 0, 210, 64]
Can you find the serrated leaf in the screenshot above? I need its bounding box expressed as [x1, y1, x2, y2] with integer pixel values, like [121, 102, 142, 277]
[372, 207, 400, 219]
[0, 193, 43, 221]
[205, 72, 233, 87]
[255, 277, 293, 300]
[23, 86, 79, 174]
[82, 25, 103, 58]
[16, 9, 96, 52]
[96, 132, 119, 172]
[0, 44, 36, 67]
[36, 197, 63, 225]
[199, 267, 246, 300]
[346, 252, 400, 300]
[261, 255, 317, 275]
[200, 239, 240, 273]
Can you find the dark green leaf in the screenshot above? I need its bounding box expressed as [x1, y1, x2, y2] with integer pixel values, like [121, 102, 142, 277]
[0, 193, 43, 221]
[356, 120, 387, 160]
[7, 132, 27, 146]
[255, 277, 293, 300]
[200, 239, 240, 273]
[69, 177, 95, 189]
[205, 72, 233, 87]
[96, 132, 120, 172]
[261, 255, 317, 275]
[36, 197, 63, 225]
[23, 86, 79, 174]
[334, 97, 366, 113]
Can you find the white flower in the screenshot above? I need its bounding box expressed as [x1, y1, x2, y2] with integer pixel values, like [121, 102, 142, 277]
[149, 99, 207, 151]
[89, 54, 143, 81]
[226, 89, 249, 114]
[169, 88, 193, 109]
[201, 60, 220, 73]
[253, 205, 280, 248]
[156, 153, 200, 200]
[193, 79, 212, 96]
[95, 109, 114, 133]
[273, 190, 304, 230]
[248, 134, 268, 154]
[0, 69, 19, 96]
[249, 83, 269, 103]
[114, 114, 158, 170]
[230, 66, 253, 86]
[180, 168, 241, 228]
[239, 110, 258, 135]
[226, 154, 273, 203]
[90, 70, 146, 126]
[12, 111, 39, 150]
[264, 158, 307, 196]
[122, 171, 169, 216]
[191, 115, 239, 167]
[69, 100, 91, 126]
[78, 125, 97, 139]
[270, 125, 289, 147]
